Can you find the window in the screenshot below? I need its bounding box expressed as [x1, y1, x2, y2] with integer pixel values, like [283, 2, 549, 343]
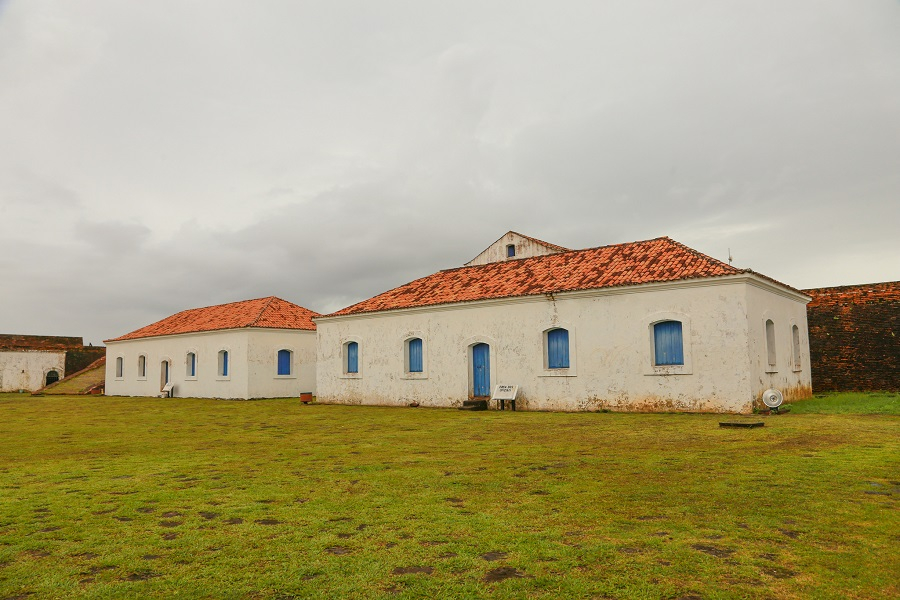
[277, 349, 292, 376]
[218, 350, 229, 377]
[506, 244, 516, 258]
[765, 319, 776, 368]
[546, 328, 570, 369]
[791, 325, 801, 371]
[653, 321, 684, 366]
[346, 342, 358, 374]
[186, 352, 196, 378]
[115, 357, 123, 378]
[138, 355, 146, 378]
[407, 338, 423, 373]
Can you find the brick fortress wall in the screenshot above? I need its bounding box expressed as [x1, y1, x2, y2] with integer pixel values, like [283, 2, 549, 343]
[803, 282, 900, 392]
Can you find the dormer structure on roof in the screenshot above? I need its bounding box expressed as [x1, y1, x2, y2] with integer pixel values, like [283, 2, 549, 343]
[465, 231, 569, 266]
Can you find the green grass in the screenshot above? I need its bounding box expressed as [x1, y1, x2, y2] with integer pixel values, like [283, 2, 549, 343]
[0, 393, 897, 599]
[789, 391, 899, 415]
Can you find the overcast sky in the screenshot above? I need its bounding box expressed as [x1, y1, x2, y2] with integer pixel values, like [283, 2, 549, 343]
[1, 1, 898, 345]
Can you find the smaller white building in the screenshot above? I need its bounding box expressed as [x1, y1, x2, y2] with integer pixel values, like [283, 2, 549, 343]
[0, 335, 78, 392]
[104, 297, 319, 400]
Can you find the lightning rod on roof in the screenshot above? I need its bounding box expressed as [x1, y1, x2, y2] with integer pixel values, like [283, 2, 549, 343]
[728, 248, 733, 265]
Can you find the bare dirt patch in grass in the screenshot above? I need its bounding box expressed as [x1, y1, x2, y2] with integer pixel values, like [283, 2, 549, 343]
[691, 544, 735, 558]
[481, 551, 508, 561]
[484, 566, 526, 583]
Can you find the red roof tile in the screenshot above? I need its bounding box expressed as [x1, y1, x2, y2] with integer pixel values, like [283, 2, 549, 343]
[326, 237, 753, 317]
[106, 297, 319, 342]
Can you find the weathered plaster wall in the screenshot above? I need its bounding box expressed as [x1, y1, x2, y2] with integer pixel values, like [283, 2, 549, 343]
[317, 278, 785, 413]
[804, 282, 900, 392]
[0, 351, 65, 392]
[105, 328, 315, 399]
[465, 232, 566, 266]
[246, 329, 316, 398]
[744, 283, 813, 404]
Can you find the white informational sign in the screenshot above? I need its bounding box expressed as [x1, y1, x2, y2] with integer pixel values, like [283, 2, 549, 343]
[491, 384, 519, 401]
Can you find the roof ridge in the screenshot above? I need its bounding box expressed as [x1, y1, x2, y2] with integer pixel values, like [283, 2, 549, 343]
[658, 236, 736, 271]
[250, 296, 278, 327]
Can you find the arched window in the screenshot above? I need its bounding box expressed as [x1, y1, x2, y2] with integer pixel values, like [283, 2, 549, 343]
[186, 352, 196, 377]
[546, 328, 570, 369]
[765, 319, 776, 368]
[406, 338, 423, 373]
[138, 355, 147, 378]
[277, 349, 292, 375]
[45, 371, 60, 386]
[653, 321, 684, 366]
[346, 342, 359, 374]
[115, 357, 124, 378]
[791, 324, 801, 370]
[218, 350, 229, 377]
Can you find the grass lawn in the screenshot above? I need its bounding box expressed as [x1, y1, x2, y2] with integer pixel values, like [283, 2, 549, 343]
[0, 392, 897, 599]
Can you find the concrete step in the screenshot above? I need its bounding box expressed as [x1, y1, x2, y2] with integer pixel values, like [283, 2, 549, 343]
[460, 399, 488, 411]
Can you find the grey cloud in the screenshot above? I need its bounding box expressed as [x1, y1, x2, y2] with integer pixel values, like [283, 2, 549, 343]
[0, 0, 898, 345]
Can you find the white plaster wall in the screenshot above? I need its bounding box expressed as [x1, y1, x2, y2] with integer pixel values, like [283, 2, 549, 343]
[105, 328, 317, 399]
[744, 283, 812, 402]
[246, 329, 316, 398]
[465, 232, 566, 266]
[0, 351, 65, 392]
[105, 330, 250, 398]
[317, 278, 764, 413]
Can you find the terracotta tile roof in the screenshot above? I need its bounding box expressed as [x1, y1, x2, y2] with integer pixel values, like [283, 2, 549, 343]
[326, 237, 757, 317]
[0, 335, 84, 351]
[106, 297, 320, 342]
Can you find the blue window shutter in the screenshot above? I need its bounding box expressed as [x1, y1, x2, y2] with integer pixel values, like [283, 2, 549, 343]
[547, 329, 570, 369]
[223, 351, 229, 376]
[654, 321, 684, 365]
[408, 338, 423, 372]
[507, 244, 515, 257]
[277, 350, 291, 375]
[347, 342, 358, 373]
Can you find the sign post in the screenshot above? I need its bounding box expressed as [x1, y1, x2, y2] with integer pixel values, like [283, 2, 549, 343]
[491, 384, 519, 411]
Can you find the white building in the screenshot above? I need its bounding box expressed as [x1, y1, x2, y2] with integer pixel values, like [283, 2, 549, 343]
[0, 335, 78, 392]
[105, 297, 318, 399]
[315, 233, 812, 414]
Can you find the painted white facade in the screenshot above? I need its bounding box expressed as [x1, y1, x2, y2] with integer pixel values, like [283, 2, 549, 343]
[316, 275, 811, 414]
[465, 231, 568, 266]
[105, 328, 316, 399]
[0, 350, 65, 392]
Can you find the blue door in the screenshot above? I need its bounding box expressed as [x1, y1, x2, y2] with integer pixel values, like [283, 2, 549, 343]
[472, 343, 490, 397]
